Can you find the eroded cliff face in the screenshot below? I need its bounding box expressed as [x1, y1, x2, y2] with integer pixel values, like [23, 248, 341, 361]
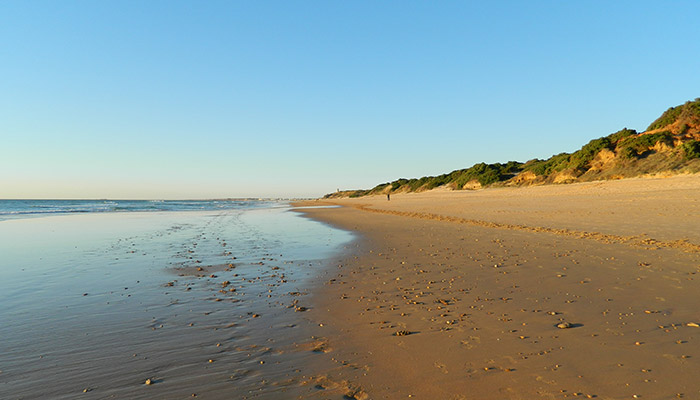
[500, 99, 700, 187]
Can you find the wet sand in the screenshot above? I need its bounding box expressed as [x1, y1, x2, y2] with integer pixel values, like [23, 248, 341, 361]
[0, 207, 356, 399]
[296, 174, 700, 399]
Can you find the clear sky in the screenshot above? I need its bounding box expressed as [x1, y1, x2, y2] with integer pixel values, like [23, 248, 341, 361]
[1, 1, 699, 199]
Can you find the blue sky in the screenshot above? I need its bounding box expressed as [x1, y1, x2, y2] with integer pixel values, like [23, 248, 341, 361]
[1, 1, 699, 199]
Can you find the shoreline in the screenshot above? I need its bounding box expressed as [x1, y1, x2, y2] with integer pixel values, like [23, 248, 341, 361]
[297, 174, 700, 399]
[4, 175, 700, 399]
[0, 207, 355, 399]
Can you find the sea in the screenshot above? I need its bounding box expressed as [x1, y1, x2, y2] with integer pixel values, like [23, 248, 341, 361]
[0, 199, 354, 399]
[0, 199, 279, 221]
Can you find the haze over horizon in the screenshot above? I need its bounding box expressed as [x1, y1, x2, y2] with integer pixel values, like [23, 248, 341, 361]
[2, 1, 700, 199]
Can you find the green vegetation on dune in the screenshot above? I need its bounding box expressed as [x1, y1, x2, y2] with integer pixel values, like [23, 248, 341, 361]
[522, 128, 638, 176]
[325, 98, 700, 199]
[618, 131, 674, 159]
[608, 128, 637, 143]
[523, 152, 570, 176]
[367, 161, 523, 194]
[683, 140, 700, 159]
[648, 106, 685, 131]
[647, 98, 700, 131]
[451, 161, 522, 187]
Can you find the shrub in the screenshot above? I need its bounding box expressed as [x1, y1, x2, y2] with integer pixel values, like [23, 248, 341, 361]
[524, 152, 571, 176]
[608, 128, 637, 143]
[370, 183, 389, 193]
[439, 162, 519, 188]
[391, 179, 408, 191]
[348, 190, 370, 198]
[526, 161, 547, 176]
[477, 169, 502, 186]
[648, 106, 683, 130]
[683, 141, 700, 159]
[501, 160, 523, 174]
[647, 99, 700, 131]
[406, 177, 434, 191]
[619, 146, 638, 159]
[620, 131, 673, 153]
[568, 137, 612, 171]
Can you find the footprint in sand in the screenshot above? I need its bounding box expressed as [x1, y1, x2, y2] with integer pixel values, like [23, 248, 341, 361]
[434, 361, 449, 374]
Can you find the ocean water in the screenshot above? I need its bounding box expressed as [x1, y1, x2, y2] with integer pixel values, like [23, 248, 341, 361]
[0, 199, 277, 221]
[0, 201, 353, 399]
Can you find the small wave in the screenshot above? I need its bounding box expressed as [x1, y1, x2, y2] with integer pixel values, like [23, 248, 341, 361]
[0, 199, 283, 220]
[0, 209, 92, 216]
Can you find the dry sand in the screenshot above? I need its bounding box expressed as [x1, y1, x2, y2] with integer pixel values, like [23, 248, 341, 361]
[296, 174, 700, 399]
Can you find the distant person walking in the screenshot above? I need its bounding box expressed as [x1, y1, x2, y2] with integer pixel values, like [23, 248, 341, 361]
[387, 193, 390, 201]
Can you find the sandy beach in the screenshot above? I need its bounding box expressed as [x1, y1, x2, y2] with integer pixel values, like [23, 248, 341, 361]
[3, 175, 699, 400]
[296, 174, 700, 399]
[6, 1, 700, 399]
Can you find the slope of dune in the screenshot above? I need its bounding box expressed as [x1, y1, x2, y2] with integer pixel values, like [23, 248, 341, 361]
[327, 98, 700, 198]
